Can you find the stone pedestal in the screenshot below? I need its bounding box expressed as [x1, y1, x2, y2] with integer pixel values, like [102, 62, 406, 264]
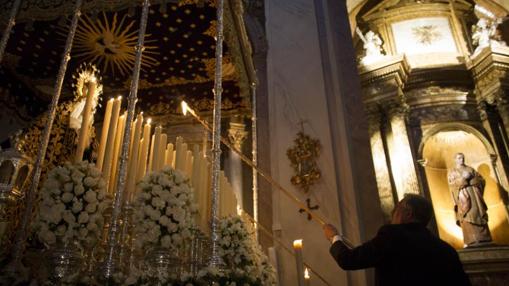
[459, 246, 509, 286]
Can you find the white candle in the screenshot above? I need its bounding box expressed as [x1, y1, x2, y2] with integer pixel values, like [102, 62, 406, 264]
[126, 113, 143, 201]
[293, 239, 305, 286]
[185, 150, 193, 176]
[191, 145, 200, 187]
[136, 119, 152, 181]
[165, 143, 174, 167]
[109, 113, 126, 194]
[96, 98, 113, 169]
[175, 137, 184, 171]
[75, 79, 97, 162]
[102, 96, 122, 180]
[159, 133, 167, 169]
[152, 126, 162, 171]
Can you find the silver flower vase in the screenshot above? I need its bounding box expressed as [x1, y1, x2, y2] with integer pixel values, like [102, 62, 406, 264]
[46, 242, 83, 284]
[145, 246, 181, 283]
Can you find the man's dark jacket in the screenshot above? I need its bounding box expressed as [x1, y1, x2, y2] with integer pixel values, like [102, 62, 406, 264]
[330, 223, 471, 286]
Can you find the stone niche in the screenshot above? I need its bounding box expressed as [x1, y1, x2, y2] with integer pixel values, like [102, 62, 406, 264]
[356, 1, 509, 285]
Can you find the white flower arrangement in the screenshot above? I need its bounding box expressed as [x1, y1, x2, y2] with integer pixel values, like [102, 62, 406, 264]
[133, 166, 197, 251]
[34, 161, 110, 247]
[217, 215, 277, 285]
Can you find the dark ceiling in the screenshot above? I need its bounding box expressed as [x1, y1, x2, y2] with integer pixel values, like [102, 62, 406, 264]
[0, 0, 245, 122]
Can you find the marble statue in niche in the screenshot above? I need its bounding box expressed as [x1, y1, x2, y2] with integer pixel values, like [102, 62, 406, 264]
[447, 153, 492, 247]
[472, 17, 507, 55]
[356, 28, 384, 65]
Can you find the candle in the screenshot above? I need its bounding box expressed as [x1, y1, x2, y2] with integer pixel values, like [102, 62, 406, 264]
[159, 133, 167, 169]
[148, 126, 161, 172]
[126, 113, 143, 201]
[96, 98, 113, 169]
[148, 135, 155, 173]
[136, 118, 152, 181]
[136, 139, 145, 181]
[109, 113, 126, 194]
[102, 96, 122, 180]
[175, 137, 184, 171]
[199, 160, 211, 233]
[185, 150, 193, 175]
[191, 145, 200, 187]
[165, 143, 174, 167]
[293, 239, 305, 286]
[75, 79, 97, 162]
[304, 268, 310, 286]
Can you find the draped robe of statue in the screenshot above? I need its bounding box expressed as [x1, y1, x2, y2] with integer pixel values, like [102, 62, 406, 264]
[448, 157, 492, 246]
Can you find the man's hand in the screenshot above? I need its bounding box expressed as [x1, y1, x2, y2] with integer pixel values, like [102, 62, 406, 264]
[323, 224, 339, 242]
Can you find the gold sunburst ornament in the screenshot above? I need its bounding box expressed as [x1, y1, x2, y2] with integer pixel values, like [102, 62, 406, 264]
[73, 12, 158, 76]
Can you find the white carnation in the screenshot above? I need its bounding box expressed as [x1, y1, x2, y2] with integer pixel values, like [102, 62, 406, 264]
[74, 184, 85, 196]
[84, 191, 97, 203]
[78, 212, 90, 224]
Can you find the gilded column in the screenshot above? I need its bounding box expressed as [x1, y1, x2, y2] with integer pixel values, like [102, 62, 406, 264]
[227, 120, 247, 209]
[478, 101, 509, 192]
[496, 97, 509, 147]
[386, 103, 420, 199]
[366, 107, 395, 221]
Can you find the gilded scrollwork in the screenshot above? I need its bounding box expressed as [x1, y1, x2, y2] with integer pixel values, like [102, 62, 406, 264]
[286, 132, 321, 193]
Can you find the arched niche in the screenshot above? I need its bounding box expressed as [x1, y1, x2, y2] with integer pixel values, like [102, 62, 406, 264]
[0, 160, 15, 184]
[420, 124, 509, 249]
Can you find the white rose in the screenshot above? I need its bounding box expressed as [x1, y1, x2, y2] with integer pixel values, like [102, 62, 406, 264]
[158, 215, 169, 226]
[97, 180, 106, 190]
[85, 203, 97, 213]
[174, 172, 184, 184]
[48, 208, 62, 224]
[79, 227, 88, 237]
[78, 212, 90, 224]
[56, 224, 66, 235]
[61, 192, 74, 203]
[151, 197, 165, 209]
[83, 177, 98, 188]
[74, 185, 85, 196]
[84, 191, 97, 203]
[167, 222, 177, 233]
[149, 209, 161, 221]
[86, 222, 98, 232]
[40, 230, 56, 245]
[62, 211, 76, 225]
[63, 182, 74, 192]
[89, 167, 101, 178]
[71, 172, 84, 184]
[151, 185, 163, 195]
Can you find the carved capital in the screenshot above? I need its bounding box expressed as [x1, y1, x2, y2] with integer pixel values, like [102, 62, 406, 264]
[228, 122, 247, 151]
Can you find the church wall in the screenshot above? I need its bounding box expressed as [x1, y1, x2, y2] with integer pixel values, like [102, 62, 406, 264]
[265, 1, 347, 285]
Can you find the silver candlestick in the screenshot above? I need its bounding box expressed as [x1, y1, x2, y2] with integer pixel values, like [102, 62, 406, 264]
[0, 0, 22, 63]
[209, 0, 225, 268]
[7, 0, 83, 272]
[99, 0, 150, 281]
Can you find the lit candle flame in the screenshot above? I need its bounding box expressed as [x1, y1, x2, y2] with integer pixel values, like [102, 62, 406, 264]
[147, 118, 152, 125]
[293, 239, 303, 249]
[117, 95, 122, 100]
[181, 101, 189, 116]
[304, 268, 310, 279]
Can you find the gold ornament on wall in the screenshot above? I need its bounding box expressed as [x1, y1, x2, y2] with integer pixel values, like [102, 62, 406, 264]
[286, 132, 321, 193]
[73, 12, 158, 76]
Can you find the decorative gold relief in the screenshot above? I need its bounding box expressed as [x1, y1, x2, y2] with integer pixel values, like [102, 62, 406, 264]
[412, 25, 441, 45]
[286, 132, 321, 193]
[73, 12, 159, 76]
